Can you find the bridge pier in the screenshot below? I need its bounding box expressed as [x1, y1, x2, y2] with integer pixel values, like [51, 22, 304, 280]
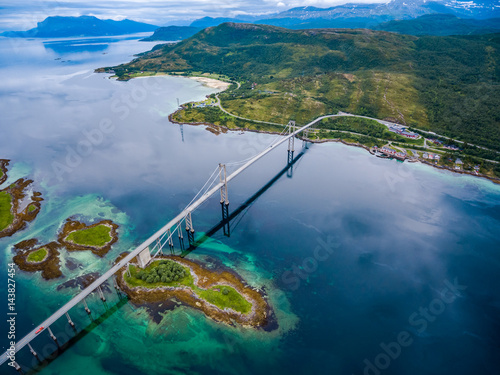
[83, 298, 91, 315]
[221, 203, 230, 237]
[167, 229, 174, 254]
[28, 343, 39, 361]
[303, 128, 309, 149]
[178, 226, 185, 251]
[97, 286, 106, 302]
[47, 327, 58, 345]
[12, 360, 23, 374]
[65, 312, 75, 329]
[287, 121, 295, 165]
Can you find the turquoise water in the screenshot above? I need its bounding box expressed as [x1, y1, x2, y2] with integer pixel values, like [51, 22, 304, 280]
[0, 36, 500, 375]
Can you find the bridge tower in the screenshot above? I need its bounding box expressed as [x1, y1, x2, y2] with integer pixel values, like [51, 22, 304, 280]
[287, 121, 295, 165]
[219, 163, 230, 236]
[303, 127, 310, 149]
[185, 212, 195, 246]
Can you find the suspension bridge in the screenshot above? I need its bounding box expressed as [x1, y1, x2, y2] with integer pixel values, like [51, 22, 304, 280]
[1, 114, 337, 371]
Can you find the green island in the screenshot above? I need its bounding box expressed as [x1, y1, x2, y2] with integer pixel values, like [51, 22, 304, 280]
[0, 174, 43, 238]
[116, 255, 272, 328]
[66, 224, 112, 248]
[99, 23, 500, 181]
[125, 259, 252, 314]
[13, 240, 63, 280]
[0, 191, 14, 232]
[26, 247, 48, 263]
[59, 219, 119, 257]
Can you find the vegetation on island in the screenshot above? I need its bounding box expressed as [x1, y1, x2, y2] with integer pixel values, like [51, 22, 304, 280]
[13, 240, 62, 280]
[26, 247, 48, 263]
[124, 259, 252, 314]
[0, 191, 14, 232]
[66, 224, 112, 247]
[59, 219, 119, 257]
[0, 177, 43, 238]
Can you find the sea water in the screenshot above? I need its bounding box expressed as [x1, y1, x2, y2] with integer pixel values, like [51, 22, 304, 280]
[0, 35, 499, 375]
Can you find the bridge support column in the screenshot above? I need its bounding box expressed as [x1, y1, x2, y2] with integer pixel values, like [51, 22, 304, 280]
[221, 203, 230, 237]
[12, 361, 23, 374]
[65, 312, 75, 328]
[185, 212, 195, 247]
[28, 343, 39, 361]
[97, 286, 106, 302]
[47, 327, 57, 344]
[303, 128, 309, 149]
[177, 225, 185, 251]
[167, 229, 174, 254]
[156, 238, 163, 256]
[287, 121, 295, 165]
[83, 298, 91, 315]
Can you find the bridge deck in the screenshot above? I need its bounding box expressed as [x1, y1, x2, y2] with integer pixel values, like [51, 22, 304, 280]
[1, 114, 335, 367]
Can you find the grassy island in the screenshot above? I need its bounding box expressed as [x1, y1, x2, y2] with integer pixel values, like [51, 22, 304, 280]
[117, 255, 273, 329]
[0, 177, 43, 239]
[0, 191, 14, 232]
[26, 247, 48, 263]
[66, 224, 112, 247]
[59, 219, 119, 257]
[13, 240, 62, 280]
[125, 259, 252, 314]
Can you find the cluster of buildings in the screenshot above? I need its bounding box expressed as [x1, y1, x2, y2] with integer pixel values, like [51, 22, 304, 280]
[388, 125, 420, 139]
[422, 152, 441, 161]
[428, 138, 461, 151]
[379, 146, 406, 160]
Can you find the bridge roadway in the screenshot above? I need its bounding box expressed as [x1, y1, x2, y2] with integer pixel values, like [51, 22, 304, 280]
[1, 114, 338, 368]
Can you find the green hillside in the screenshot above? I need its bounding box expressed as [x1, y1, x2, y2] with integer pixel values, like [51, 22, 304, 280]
[104, 23, 500, 150]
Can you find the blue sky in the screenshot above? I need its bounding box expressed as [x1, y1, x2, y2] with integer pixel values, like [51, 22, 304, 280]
[0, 0, 390, 31]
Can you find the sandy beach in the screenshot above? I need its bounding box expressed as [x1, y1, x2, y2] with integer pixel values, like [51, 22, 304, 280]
[189, 76, 231, 90]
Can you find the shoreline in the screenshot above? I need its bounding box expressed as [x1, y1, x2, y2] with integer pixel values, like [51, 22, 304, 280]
[168, 110, 500, 185]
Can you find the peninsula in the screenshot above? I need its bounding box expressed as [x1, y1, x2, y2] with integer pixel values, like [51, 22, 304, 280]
[98, 23, 500, 181]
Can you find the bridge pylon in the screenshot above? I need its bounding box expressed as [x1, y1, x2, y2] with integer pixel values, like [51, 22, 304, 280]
[185, 212, 195, 246]
[219, 163, 229, 205]
[287, 121, 295, 165]
[303, 128, 309, 149]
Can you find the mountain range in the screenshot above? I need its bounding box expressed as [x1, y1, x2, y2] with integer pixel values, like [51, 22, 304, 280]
[1, 15, 158, 38]
[2, 0, 499, 39]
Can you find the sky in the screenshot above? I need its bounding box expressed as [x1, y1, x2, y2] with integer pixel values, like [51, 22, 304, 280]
[0, 0, 391, 31]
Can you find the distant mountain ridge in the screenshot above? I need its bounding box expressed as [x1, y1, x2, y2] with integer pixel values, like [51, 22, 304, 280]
[375, 13, 500, 35]
[140, 26, 201, 42]
[1, 15, 158, 38]
[188, 0, 500, 31]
